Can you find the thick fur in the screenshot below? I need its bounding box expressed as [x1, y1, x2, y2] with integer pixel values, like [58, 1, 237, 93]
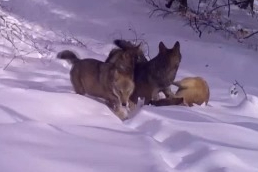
[149, 77, 210, 107]
[57, 50, 135, 121]
[106, 39, 179, 103]
[106, 39, 147, 64]
[129, 41, 182, 106]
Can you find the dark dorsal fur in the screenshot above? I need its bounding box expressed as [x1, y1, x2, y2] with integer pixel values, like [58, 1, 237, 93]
[107, 39, 148, 63]
[130, 41, 182, 105]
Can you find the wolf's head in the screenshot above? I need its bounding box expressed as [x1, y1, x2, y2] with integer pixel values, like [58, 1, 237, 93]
[158, 41, 181, 68]
[112, 70, 135, 107]
[157, 41, 182, 82]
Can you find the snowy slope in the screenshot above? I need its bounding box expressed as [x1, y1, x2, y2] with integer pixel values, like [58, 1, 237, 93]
[0, 0, 258, 172]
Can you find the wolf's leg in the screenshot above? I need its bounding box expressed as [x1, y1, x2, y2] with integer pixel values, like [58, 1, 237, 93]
[144, 93, 153, 105]
[161, 87, 176, 98]
[70, 76, 84, 95]
[152, 88, 174, 101]
[145, 89, 160, 105]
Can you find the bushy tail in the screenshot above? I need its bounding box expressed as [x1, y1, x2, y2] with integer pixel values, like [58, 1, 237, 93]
[57, 50, 80, 64]
[114, 39, 134, 50]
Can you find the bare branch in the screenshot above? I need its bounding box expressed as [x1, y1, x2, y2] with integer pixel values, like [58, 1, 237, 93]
[234, 80, 248, 100]
[227, 0, 231, 17]
[146, 0, 180, 18]
[242, 30, 258, 39]
[127, 24, 151, 60]
[145, 0, 258, 50]
[0, 5, 89, 70]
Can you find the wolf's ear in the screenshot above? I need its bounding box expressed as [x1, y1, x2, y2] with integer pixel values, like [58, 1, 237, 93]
[173, 41, 180, 51]
[172, 41, 181, 56]
[159, 41, 167, 53]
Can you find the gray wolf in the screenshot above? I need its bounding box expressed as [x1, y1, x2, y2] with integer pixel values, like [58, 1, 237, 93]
[57, 50, 135, 121]
[150, 77, 210, 107]
[106, 39, 181, 106]
[129, 41, 182, 107]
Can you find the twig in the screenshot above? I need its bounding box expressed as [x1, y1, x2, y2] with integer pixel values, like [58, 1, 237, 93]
[146, 0, 179, 18]
[0, 5, 90, 69]
[197, 0, 201, 14]
[127, 24, 151, 60]
[194, 17, 202, 37]
[3, 55, 17, 70]
[227, 0, 231, 17]
[209, 1, 243, 14]
[242, 30, 258, 39]
[234, 80, 248, 100]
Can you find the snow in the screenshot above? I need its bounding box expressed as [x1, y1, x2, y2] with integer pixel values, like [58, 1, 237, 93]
[0, 0, 258, 172]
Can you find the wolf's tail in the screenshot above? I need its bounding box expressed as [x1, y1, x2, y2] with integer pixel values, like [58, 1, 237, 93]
[57, 50, 80, 64]
[114, 39, 134, 50]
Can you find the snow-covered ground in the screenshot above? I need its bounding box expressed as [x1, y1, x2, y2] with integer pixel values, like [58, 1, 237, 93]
[0, 0, 258, 172]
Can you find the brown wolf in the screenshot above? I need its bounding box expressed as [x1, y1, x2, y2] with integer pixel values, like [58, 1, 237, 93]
[57, 50, 135, 121]
[129, 41, 182, 107]
[150, 77, 210, 107]
[106, 40, 180, 104]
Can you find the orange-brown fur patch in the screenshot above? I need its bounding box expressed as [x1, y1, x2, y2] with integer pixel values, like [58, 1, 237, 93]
[174, 76, 210, 106]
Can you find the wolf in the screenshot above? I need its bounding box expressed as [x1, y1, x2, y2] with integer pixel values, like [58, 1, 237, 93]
[106, 39, 179, 103]
[150, 77, 210, 107]
[57, 50, 135, 121]
[128, 41, 182, 107]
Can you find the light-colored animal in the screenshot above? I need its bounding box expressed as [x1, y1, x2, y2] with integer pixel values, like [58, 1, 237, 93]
[150, 77, 210, 107]
[173, 77, 210, 106]
[57, 50, 135, 121]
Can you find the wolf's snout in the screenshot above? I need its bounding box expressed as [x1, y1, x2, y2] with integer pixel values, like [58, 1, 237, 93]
[122, 102, 127, 107]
